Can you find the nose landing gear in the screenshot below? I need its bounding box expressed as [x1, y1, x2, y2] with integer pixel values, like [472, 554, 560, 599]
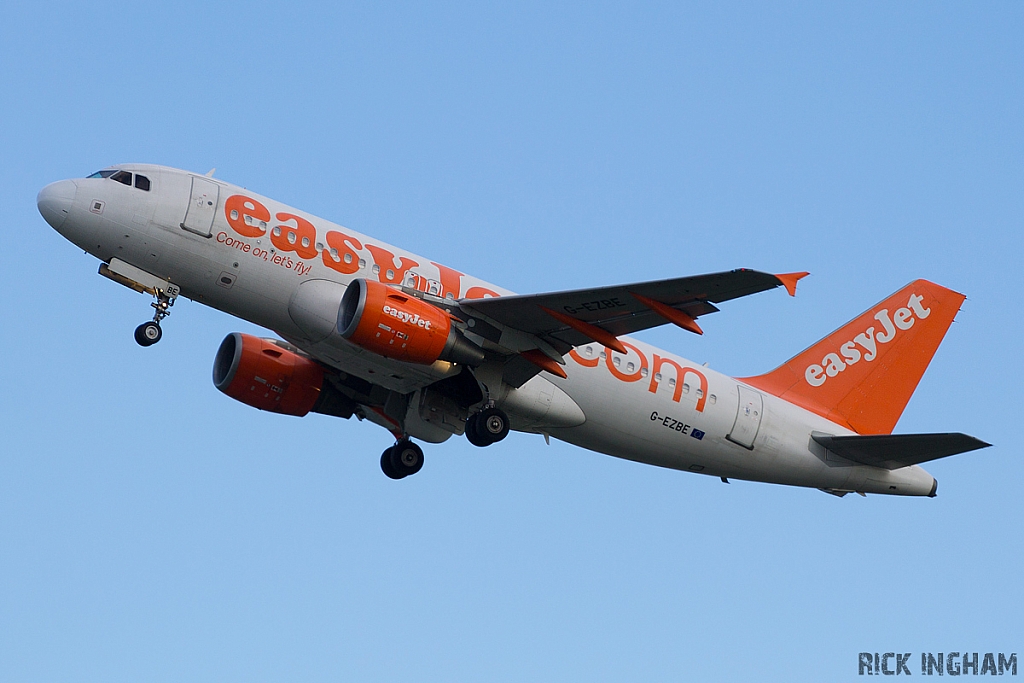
[97, 259, 179, 348]
[380, 439, 425, 479]
[134, 286, 178, 347]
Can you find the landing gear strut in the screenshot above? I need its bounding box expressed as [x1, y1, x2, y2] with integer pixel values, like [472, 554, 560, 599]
[380, 439, 424, 479]
[134, 286, 178, 347]
[465, 406, 510, 447]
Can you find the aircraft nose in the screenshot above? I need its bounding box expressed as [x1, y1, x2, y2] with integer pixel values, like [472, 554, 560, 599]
[37, 179, 78, 230]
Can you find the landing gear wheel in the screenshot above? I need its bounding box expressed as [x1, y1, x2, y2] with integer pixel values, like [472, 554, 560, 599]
[391, 440, 424, 477]
[134, 321, 162, 346]
[380, 446, 404, 480]
[468, 407, 510, 446]
[381, 440, 424, 479]
[464, 413, 489, 447]
[478, 407, 510, 444]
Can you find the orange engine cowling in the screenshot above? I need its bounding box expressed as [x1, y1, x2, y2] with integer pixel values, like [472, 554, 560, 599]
[338, 278, 485, 366]
[213, 333, 325, 416]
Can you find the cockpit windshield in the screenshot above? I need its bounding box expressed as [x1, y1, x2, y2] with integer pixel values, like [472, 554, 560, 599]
[85, 169, 151, 191]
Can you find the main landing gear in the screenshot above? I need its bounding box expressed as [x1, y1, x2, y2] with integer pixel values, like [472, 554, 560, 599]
[465, 406, 510, 447]
[380, 439, 425, 480]
[134, 286, 178, 347]
[377, 407, 509, 480]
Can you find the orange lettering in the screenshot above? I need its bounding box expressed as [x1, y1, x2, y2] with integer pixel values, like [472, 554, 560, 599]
[407, 273, 430, 293]
[650, 355, 708, 411]
[431, 262, 464, 299]
[606, 341, 647, 382]
[685, 367, 709, 412]
[225, 195, 270, 238]
[322, 230, 364, 275]
[272, 212, 318, 260]
[464, 286, 500, 299]
[366, 244, 419, 284]
[569, 348, 600, 367]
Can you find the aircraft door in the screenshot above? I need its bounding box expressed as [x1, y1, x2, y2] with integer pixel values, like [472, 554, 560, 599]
[727, 384, 763, 450]
[180, 176, 220, 237]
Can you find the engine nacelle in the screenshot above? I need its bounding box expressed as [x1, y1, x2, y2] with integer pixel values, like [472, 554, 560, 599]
[213, 333, 329, 416]
[338, 278, 485, 366]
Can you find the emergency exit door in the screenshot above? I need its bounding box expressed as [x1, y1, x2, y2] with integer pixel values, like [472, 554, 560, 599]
[180, 176, 220, 237]
[727, 385, 764, 450]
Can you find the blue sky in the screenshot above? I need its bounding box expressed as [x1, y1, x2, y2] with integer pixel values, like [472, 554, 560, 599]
[1, 2, 1021, 681]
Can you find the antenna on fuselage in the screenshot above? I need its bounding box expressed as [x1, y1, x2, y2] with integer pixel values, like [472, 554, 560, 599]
[205, 168, 216, 177]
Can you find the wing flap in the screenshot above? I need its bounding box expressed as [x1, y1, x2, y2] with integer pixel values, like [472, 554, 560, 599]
[812, 432, 990, 469]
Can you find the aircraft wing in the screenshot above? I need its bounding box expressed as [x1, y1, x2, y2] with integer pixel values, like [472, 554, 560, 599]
[460, 269, 806, 350]
[457, 269, 807, 386]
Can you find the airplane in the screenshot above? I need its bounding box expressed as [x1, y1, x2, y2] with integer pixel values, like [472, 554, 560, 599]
[36, 164, 989, 495]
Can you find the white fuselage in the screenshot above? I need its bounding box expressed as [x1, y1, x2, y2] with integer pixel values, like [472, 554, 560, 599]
[39, 164, 937, 496]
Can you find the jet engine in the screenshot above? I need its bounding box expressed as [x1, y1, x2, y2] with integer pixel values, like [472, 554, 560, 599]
[338, 278, 485, 366]
[213, 333, 354, 418]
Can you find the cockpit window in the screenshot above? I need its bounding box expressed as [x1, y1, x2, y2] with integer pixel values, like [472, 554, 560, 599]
[111, 170, 133, 186]
[85, 168, 150, 191]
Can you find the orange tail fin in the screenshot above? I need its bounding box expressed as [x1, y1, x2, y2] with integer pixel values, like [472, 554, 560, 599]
[741, 280, 965, 435]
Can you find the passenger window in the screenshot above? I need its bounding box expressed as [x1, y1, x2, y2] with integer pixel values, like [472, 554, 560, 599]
[111, 170, 132, 186]
[87, 170, 116, 179]
[134, 175, 150, 191]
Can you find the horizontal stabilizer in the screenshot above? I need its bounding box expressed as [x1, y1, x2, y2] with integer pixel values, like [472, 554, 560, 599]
[812, 432, 990, 470]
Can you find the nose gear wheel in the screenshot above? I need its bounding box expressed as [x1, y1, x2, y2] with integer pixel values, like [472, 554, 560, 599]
[134, 321, 162, 346]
